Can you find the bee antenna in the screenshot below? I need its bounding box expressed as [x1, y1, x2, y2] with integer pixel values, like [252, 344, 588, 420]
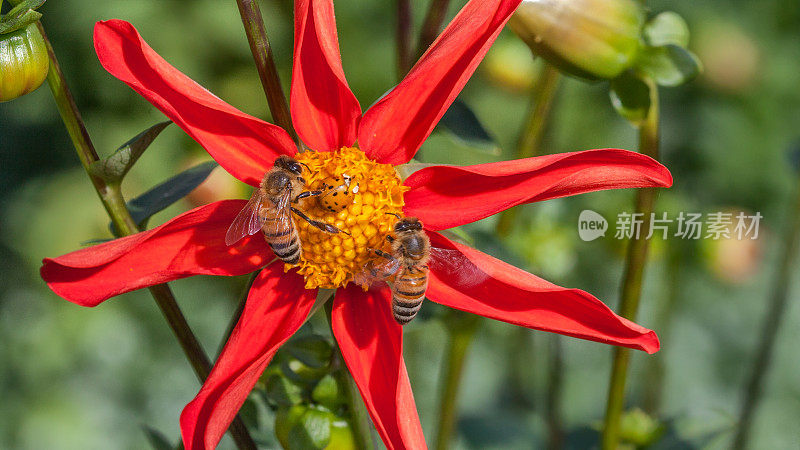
[385, 212, 401, 219]
[298, 162, 311, 171]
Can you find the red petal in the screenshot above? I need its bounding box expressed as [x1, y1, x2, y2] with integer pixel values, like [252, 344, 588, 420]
[427, 232, 660, 353]
[40, 200, 270, 307]
[291, 0, 361, 151]
[94, 20, 296, 186]
[181, 264, 316, 450]
[404, 149, 673, 230]
[358, 0, 521, 164]
[331, 286, 427, 450]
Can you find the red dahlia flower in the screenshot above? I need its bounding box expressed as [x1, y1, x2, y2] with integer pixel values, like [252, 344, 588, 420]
[41, 0, 672, 449]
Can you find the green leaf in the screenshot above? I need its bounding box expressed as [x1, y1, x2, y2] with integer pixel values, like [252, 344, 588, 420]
[89, 121, 171, 183]
[637, 44, 702, 87]
[284, 335, 333, 369]
[288, 408, 333, 450]
[643, 12, 690, 48]
[141, 425, 175, 450]
[0, 0, 46, 34]
[109, 161, 218, 235]
[0, 7, 41, 34]
[438, 99, 500, 154]
[609, 71, 652, 124]
[264, 374, 304, 407]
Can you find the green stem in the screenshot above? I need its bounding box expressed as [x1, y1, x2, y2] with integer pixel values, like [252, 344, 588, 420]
[324, 301, 374, 450]
[732, 174, 800, 450]
[601, 77, 660, 450]
[435, 311, 480, 450]
[234, 0, 298, 146]
[395, 0, 412, 77]
[38, 22, 256, 450]
[495, 63, 561, 236]
[415, 0, 450, 59]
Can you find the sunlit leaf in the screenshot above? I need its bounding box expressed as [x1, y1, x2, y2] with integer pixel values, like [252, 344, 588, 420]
[644, 11, 690, 48]
[637, 44, 702, 87]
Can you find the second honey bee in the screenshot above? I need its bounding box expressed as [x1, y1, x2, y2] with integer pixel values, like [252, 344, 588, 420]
[354, 216, 430, 325]
[225, 155, 345, 264]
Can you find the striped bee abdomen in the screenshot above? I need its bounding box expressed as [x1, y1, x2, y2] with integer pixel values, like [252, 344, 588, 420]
[267, 233, 301, 264]
[262, 216, 301, 264]
[392, 266, 429, 325]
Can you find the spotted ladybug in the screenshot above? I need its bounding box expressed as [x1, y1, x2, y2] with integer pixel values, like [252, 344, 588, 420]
[318, 174, 359, 213]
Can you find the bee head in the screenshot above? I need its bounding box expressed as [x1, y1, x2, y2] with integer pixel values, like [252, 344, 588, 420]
[274, 155, 306, 176]
[394, 217, 422, 233]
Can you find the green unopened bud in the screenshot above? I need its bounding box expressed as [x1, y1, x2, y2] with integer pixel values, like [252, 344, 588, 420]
[618, 408, 665, 447]
[0, 23, 48, 102]
[287, 407, 333, 450]
[275, 405, 307, 449]
[328, 419, 355, 450]
[311, 374, 345, 411]
[509, 0, 644, 80]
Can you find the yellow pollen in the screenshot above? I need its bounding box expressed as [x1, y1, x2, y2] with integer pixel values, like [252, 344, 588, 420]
[290, 147, 408, 289]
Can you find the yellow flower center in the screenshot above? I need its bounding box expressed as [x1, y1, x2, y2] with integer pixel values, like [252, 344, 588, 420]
[291, 147, 408, 289]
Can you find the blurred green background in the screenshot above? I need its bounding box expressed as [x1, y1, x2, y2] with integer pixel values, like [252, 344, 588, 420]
[2, 0, 799, 448]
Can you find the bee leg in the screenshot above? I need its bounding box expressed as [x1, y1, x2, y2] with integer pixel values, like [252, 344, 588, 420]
[291, 207, 352, 235]
[372, 249, 395, 261]
[294, 190, 323, 201]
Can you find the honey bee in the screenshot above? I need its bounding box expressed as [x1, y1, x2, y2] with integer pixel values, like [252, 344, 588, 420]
[354, 216, 431, 325]
[225, 155, 345, 264]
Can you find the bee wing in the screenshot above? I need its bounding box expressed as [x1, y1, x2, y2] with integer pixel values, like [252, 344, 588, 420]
[428, 246, 489, 289]
[225, 190, 267, 246]
[353, 255, 402, 287]
[262, 190, 294, 237]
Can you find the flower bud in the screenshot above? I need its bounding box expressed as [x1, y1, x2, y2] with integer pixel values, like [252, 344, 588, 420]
[0, 23, 49, 102]
[618, 408, 665, 446]
[509, 0, 644, 80]
[328, 419, 356, 449]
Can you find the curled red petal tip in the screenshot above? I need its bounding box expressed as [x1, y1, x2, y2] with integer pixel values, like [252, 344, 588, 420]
[425, 231, 660, 354]
[404, 148, 673, 231]
[93, 19, 295, 186]
[41, 200, 269, 307]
